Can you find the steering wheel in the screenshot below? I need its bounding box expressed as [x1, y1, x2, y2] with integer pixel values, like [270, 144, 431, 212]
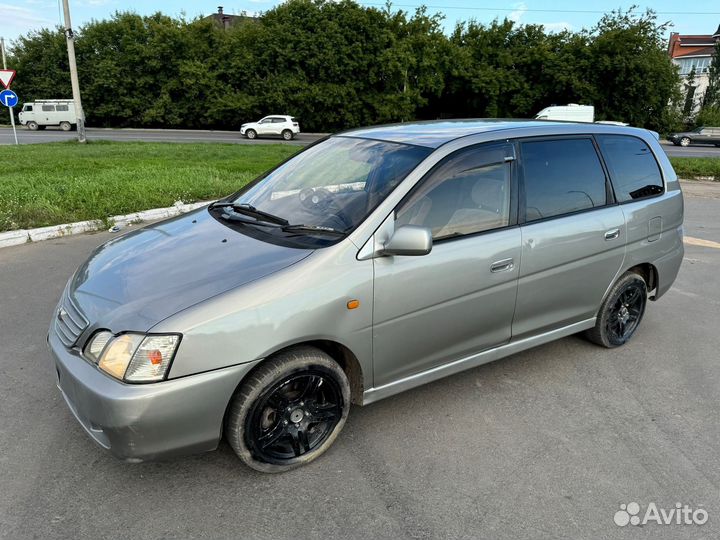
[299, 187, 332, 211]
[298, 187, 353, 229]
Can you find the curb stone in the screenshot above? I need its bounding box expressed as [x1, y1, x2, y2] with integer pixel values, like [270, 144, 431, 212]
[0, 200, 210, 250]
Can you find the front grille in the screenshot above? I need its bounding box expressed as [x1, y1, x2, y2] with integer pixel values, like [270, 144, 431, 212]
[54, 290, 89, 348]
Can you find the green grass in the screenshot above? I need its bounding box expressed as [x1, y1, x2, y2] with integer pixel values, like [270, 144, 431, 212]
[0, 141, 299, 232]
[669, 157, 720, 180]
[2, 141, 716, 233]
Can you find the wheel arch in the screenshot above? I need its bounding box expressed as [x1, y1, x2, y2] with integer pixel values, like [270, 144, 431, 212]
[625, 263, 659, 299]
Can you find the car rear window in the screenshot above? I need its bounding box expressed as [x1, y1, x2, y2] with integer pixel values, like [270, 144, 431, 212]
[521, 138, 607, 222]
[596, 135, 663, 202]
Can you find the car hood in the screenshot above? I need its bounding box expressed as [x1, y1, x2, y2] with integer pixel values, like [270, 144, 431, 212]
[69, 207, 313, 332]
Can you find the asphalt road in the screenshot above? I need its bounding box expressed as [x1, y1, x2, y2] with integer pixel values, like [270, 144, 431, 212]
[1, 183, 719, 540]
[661, 142, 720, 158]
[0, 127, 325, 146]
[1, 126, 719, 158]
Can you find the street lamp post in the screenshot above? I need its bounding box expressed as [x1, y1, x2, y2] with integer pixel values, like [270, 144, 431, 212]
[62, 0, 86, 143]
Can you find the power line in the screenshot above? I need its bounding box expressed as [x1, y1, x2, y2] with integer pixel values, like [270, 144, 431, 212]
[360, 2, 720, 16]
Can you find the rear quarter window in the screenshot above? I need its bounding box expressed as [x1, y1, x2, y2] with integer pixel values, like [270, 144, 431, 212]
[521, 138, 607, 222]
[596, 135, 663, 202]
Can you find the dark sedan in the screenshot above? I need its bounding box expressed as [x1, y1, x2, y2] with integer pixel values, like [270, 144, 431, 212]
[669, 126, 720, 147]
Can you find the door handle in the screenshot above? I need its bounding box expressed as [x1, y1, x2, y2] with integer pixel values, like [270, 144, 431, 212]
[490, 258, 514, 273]
[604, 228, 620, 240]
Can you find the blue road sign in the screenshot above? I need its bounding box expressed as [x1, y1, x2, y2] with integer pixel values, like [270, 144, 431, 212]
[0, 89, 19, 108]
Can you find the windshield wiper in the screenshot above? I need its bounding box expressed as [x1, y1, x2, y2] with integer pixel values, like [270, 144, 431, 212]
[281, 224, 346, 236]
[216, 211, 279, 228]
[210, 201, 288, 226]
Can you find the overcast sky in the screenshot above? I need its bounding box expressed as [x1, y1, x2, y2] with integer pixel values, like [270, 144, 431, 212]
[2, 0, 719, 46]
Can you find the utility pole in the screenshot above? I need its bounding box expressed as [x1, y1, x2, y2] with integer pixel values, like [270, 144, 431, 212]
[61, 0, 86, 143]
[0, 37, 19, 145]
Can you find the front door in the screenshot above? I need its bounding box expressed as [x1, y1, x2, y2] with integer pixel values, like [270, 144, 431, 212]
[256, 118, 273, 135]
[372, 142, 521, 387]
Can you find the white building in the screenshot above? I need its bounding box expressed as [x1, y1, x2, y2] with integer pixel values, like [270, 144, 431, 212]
[668, 24, 720, 115]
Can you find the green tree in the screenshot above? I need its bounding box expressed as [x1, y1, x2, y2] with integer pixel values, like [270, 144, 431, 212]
[701, 40, 720, 110]
[5, 1, 684, 132]
[682, 66, 698, 121]
[695, 40, 720, 128]
[583, 8, 681, 131]
[8, 28, 70, 102]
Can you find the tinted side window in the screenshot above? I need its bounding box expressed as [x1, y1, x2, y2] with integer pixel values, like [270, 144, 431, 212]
[596, 135, 663, 202]
[42, 105, 55, 112]
[396, 144, 512, 240]
[24, 105, 33, 112]
[521, 138, 607, 222]
[56, 104, 69, 112]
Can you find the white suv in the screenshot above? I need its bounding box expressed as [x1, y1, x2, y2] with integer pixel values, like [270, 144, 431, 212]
[240, 115, 300, 140]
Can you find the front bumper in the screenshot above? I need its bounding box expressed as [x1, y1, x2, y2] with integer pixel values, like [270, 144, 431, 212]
[47, 329, 259, 461]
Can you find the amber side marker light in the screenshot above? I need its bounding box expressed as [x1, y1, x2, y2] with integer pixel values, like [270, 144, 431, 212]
[347, 299, 360, 310]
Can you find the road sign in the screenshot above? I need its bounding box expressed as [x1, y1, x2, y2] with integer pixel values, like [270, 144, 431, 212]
[0, 89, 18, 108]
[0, 69, 15, 89]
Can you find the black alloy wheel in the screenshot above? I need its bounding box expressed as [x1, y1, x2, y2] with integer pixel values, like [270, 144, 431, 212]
[225, 346, 350, 473]
[586, 272, 648, 348]
[605, 282, 646, 344]
[246, 370, 343, 463]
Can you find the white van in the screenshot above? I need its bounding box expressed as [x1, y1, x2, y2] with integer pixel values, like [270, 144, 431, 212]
[19, 100, 77, 131]
[535, 104, 595, 123]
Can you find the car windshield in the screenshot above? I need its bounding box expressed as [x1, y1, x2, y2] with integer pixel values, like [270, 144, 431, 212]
[220, 136, 431, 246]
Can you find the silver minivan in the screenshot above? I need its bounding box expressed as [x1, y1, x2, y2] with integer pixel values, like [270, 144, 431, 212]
[48, 120, 684, 472]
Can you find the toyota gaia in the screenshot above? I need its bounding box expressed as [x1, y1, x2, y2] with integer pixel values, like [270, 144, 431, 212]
[48, 121, 684, 472]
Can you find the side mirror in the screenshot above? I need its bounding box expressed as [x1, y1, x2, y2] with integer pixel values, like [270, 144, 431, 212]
[381, 225, 432, 257]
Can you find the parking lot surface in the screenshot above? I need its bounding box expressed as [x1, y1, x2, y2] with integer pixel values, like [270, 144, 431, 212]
[1, 183, 719, 540]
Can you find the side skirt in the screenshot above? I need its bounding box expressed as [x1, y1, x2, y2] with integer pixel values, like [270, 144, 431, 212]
[361, 318, 596, 405]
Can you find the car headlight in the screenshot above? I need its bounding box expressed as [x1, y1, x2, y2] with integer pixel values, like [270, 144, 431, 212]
[84, 332, 181, 383]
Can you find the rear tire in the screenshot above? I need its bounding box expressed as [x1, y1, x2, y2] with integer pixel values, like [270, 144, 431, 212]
[59, 121, 72, 131]
[27, 121, 39, 131]
[246, 129, 257, 140]
[282, 129, 293, 141]
[680, 137, 690, 147]
[585, 272, 647, 348]
[225, 346, 350, 473]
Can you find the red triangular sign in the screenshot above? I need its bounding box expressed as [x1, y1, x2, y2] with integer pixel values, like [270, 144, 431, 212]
[0, 70, 16, 89]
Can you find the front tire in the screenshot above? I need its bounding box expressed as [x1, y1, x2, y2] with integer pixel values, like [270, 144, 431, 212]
[225, 346, 350, 473]
[585, 272, 647, 348]
[27, 121, 39, 131]
[282, 129, 293, 141]
[246, 129, 257, 140]
[680, 137, 690, 147]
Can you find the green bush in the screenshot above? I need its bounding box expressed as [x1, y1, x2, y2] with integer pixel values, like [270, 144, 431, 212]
[8, 3, 681, 132]
[694, 107, 720, 128]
